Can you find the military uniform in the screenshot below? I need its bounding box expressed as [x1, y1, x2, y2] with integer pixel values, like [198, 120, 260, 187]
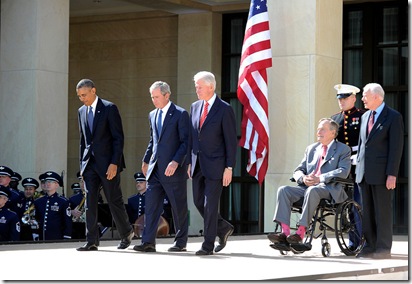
[69, 190, 86, 239]
[34, 171, 72, 240]
[0, 186, 20, 242]
[0, 166, 24, 213]
[127, 192, 146, 224]
[331, 106, 365, 177]
[19, 177, 41, 241]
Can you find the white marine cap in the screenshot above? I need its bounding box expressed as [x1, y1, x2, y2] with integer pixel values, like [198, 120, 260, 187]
[334, 84, 360, 98]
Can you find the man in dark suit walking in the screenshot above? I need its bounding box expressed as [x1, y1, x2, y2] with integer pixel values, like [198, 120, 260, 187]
[133, 81, 189, 253]
[355, 83, 404, 259]
[75, 79, 133, 251]
[188, 71, 237, 255]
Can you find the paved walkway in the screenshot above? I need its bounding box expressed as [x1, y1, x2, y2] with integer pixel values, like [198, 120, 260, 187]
[1, 234, 408, 281]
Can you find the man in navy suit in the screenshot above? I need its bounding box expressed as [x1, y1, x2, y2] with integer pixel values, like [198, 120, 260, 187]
[133, 81, 189, 253]
[355, 83, 404, 259]
[188, 71, 237, 255]
[75, 79, 133, 251]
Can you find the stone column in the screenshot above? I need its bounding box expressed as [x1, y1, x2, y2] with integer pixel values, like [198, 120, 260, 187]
[0, 0, 70, 195]
[264, 0, 343, 230]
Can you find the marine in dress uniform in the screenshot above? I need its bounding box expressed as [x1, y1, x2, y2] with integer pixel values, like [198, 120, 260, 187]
[331, 84, 365, 249]
[0, 166, 24, 213]
[0, 185, 20, 242]
[19, 177, 41, 241]
[34, 171, 72, 240]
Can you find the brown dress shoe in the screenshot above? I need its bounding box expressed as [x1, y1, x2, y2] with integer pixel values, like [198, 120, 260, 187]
[286, 233, 303, 244]
[267, 232, 287, 243]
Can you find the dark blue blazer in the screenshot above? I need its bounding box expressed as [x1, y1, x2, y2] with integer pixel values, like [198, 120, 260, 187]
[143, 102, 190, 182]
[356, 104, 404, 184]
[189, 96, 237, 179]
[78, 98, 126, 175]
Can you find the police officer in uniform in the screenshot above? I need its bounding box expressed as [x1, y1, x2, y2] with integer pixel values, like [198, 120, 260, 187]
[127, 172, 147, 225]
[38, 173, 47, 198]
[34, 171, 72, 240]
[331, 84, 365, 250]
[19, 177, 41, 241]
[0, 185, 20, 242]
[0, 166, 23, 213]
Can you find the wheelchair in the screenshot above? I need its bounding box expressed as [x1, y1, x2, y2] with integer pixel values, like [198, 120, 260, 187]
[269, 177, 365, 257]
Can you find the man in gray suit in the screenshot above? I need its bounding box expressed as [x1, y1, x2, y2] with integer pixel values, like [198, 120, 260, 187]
[268, 118, 351, 245]
[355, 83, 404, 259]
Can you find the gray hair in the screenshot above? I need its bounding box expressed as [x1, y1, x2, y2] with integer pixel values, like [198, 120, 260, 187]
[76, 79, 95, 90]
[319, 118, 339, 138]
[363, 83, 385, 100]
[193, 71, 216, 90]
[149, 81, 171, 96]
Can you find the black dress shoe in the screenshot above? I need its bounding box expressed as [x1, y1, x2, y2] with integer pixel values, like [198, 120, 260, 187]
[77, 242, 98, 251]
[195, 249, 213, 255]
[286, 233, 303, 244]
[215, 227, 234, 253]
[356, 251, 374, 258]
[267, 232, 287, 243]
[372, 252, 391, 259]
[168, 245, 187, 252]
[117, 230, 134, 249]
[133, 242, 156, 252]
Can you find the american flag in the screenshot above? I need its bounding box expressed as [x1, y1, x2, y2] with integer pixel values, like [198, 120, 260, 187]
[237, 0, 272, 185]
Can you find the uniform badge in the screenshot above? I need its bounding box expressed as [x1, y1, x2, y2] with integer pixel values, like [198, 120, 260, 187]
[0, 217, 6, 224]
[66, 207, 72, 217]
[16, 222, 21, 233]
[51, 202, 60, 211]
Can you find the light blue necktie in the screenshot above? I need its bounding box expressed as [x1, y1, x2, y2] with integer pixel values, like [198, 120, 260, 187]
[157, 109, 163, 135]
[88, 106, 94, 133]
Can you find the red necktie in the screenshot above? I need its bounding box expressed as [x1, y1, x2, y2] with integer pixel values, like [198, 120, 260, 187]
[199, 102, 209, 128]
[367, 111, 375, 137]
[314, 145, 328, 176]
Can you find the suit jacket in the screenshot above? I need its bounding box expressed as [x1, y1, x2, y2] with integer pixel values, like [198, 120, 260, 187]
[293, 140, 352, 204]
[78, 98, 126, 175]
[189, 96, 237, 179]
[355, 105, 404, 184]
[143, 102, 190, 182]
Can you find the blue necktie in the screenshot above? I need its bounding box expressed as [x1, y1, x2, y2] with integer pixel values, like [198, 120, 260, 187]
[88, 106, 94, 133]
[157, 109, 163, 135]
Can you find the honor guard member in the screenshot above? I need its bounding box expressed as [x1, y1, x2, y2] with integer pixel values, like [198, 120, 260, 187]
[34, 171, 72, 240]
[0, 166, 23, 213]
[10, 172, 24, 197]
[127, 172, 147, 225]
[0, 185, 20, 242]
[19, 177, 41, 241]
[69, 182, 86, 239]
[38, 173, 47, 197]
[331, 84, 365, 250]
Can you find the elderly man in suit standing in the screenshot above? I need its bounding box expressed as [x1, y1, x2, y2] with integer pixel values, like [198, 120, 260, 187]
[188, 71, 237, 255]
[268, 118, 351, 246]
[355, 83, 404, 259]
[133, 81, 189, 253]
[76, 79, 133, 251]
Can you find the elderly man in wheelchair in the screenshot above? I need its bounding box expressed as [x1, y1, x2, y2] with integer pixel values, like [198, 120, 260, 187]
[268, 118, 363, 256]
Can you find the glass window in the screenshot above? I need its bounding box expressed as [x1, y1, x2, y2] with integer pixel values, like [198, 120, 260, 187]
[378, 7, 398, 45]
[344, 10, 363, 47]
[401, 46, 408, 86]
[377, 47, 398, 86]
[343, 50, 363, 87]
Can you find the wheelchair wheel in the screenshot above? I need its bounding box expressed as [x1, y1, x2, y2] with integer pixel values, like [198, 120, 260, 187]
[321, 242, 331, 257]
[335, 200, 365, 256]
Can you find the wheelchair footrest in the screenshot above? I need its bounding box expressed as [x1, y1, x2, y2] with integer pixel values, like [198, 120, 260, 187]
[270, 243, 291, 251]
[290, 243, 312, 252]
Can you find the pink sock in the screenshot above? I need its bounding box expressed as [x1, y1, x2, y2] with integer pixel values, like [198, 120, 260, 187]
[296, 225, 306, 239]
[281, 223, 290, 236]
